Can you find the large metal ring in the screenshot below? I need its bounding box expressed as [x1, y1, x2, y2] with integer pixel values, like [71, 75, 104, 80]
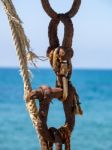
[26, 84, 76, 149]
[48, 14, 74, 50]
[41, 0, 81, 18]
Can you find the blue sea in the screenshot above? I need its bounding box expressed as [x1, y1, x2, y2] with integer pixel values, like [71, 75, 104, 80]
[0, 68, 112, 150]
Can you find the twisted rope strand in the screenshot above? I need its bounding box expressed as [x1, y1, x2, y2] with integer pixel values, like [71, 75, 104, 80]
[1, 0, 48, 149]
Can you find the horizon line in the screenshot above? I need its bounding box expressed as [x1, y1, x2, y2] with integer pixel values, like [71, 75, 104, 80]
[0, 66, 112, 71]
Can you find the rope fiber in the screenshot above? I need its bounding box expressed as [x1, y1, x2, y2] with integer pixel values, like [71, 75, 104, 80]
[1, 0, 46, 148]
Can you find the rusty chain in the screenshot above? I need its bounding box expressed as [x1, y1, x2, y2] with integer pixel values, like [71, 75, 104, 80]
[27, 0, 83, 149]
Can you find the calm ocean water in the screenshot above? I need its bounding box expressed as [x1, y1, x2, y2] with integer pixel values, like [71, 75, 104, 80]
[0, 68, 112, 150]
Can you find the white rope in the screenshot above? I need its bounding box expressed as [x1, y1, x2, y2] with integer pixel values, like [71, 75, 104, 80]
[1, 0, 40, 138]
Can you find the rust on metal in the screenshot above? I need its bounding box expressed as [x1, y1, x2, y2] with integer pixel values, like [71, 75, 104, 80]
[27, 0, 83, 149]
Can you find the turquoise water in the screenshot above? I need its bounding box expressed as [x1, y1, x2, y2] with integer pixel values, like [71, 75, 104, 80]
[0, 68, 112, 150]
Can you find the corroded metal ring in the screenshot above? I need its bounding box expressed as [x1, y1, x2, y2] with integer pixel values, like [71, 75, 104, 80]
[41, 0, 81, 18]
[48, 16, 60, 49]
[48, 14, 74, 51]
[26, 84, 78, 149]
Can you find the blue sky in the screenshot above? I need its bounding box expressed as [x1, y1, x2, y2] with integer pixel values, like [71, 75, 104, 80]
[0, 0, 112, 69]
